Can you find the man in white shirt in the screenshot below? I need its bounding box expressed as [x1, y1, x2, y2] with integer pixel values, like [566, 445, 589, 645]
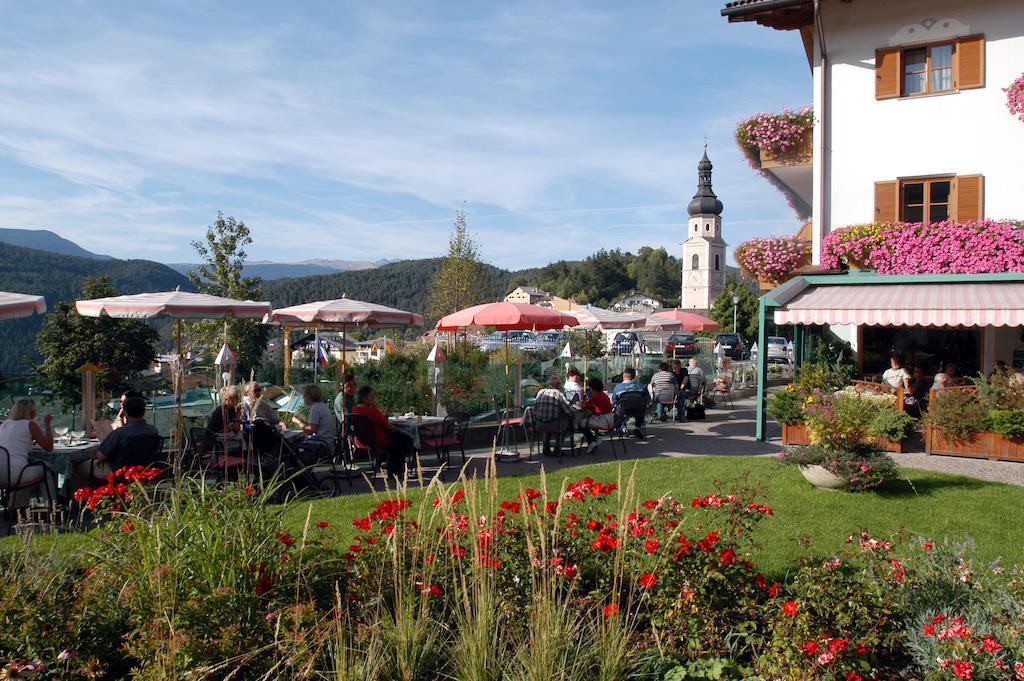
[563, 367, 584, 405]
[881, 354, 910, 391]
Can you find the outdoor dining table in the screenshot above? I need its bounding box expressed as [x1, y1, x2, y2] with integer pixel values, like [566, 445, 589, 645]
[388, 415, 444, 450]
[30, 438, 100, 487]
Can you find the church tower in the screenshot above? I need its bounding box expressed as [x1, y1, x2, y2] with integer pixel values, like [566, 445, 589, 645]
[681, 149, 727, 312]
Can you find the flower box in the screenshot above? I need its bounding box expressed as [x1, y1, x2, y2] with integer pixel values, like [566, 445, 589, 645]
[798, 464, 849, 491]
[781, 420, 902, 453]
[925, 426, 1024, 463]
[759, 134, 812, 168]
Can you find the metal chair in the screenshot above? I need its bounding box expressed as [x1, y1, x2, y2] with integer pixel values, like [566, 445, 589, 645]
[419, 411, 469, 470]
[1, 445, 56, 528]
[615, 390, 648, 438]
[492, 395, 528, 456]
[653, 384, 679, 422]
[711, 375, 734, 409]
[582, 411, 626, 459]
[527, 409, 578, 458]
[348, 412, 389, 477]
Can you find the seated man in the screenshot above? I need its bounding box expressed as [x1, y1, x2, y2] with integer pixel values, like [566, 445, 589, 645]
[612, 367, 648, 438]
[68, 396, 160, 493]
[904, 365, 931, 415]
[649, 361, 677, 422]
[242, 381, 279, 425]
[681, 357, 706, 403]
[714, 358, 734, 392]
[530, 375, 577, 456]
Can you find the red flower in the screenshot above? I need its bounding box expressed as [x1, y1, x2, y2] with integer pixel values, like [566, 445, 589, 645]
[120, 522, 135, 533]
[801, 641, 820, 657]
[755, 574, 767, 589]
[645, 539, 660, 554]
[562, 564, 578, 578]
[782, 600, 798, 616]
[828, 638, 848, 654]
[846, 674, 862, 681]
[719, 548, 737, 566]
[951, 660, 974, 679]
[982, 636, 1003, 653]
[353, 517, 371, 531]
[425, 584, 443, 598]
[255, 574, 272, 594]
[923, 541, 934, 552]
[767, 582, 780, 598]
[639, 572, 657, 589]
[316, 521, 329, 529]
[544, 500, 560, 513]
[500, 500, 521, 514]
[696, 531, 720, 552]
[277, 532, 295, 547]
[923, 624, 935, 636]
[641, 499, 659, 509]
[603, 603, 619, 617]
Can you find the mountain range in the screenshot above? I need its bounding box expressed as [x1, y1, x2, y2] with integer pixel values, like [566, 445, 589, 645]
[167, 258, 397, 281]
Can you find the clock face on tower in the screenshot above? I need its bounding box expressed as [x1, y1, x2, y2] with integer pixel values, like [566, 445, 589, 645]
[688, 271, 701, 285]
[712, 271, 725, 286]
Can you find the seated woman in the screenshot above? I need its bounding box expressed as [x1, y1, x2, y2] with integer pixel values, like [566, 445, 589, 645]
[350, 385, 413, 478]
[904, 365, 932, 415]
[714, 357, 734, 392]
[291, 384, 337, 453]
[0, 398, 55, 506]
[207, 385, 244, 454]
[580, 378, 613, 454]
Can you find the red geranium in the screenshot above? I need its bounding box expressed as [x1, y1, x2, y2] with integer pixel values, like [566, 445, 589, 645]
[639, 572, 657, 589]
[783, 600, 798, 616]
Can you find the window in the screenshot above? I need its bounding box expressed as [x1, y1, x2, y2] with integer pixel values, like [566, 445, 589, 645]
[900, 176, 952, 222]
[876, 35, 985, 100]
[875, 175, 984, 223]
[691, 254, 699, 270]
[714, 254, 721, 270]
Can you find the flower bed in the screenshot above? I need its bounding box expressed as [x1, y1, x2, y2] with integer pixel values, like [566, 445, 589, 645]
[924, 379, 1024, 463]
[1006, 72, 1024, 122]
[734, 236, 811, 289]
[821, 220, 1024, 274]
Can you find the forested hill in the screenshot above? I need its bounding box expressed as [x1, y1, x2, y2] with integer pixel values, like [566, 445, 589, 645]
[0, 243, 191, 373]
[264, 258, 513, 313]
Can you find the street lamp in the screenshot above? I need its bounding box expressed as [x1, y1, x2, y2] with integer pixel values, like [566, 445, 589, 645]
[732, 293, 740, 332]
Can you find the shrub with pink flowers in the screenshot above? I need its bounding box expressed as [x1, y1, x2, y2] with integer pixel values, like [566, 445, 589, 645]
[734, 235, 811, 286]
[822, 220, 1024, 274]
[735, 107, 814, 220]
[1006, 72, 1024, 122]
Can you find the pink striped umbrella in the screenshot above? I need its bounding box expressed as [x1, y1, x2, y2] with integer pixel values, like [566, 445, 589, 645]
[570, 305, 646, 330]
[649, 309, 721, 331]
[75, 290, 271, 320]
[269, 298, 423, 328]
[0, 291, 46, 320]
[436, 302, 578, 331]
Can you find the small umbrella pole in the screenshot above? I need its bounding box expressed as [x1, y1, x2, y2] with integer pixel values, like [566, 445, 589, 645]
[175, 319, 184, 481]
[314, 328, 319, 384]
[283, 328, 291, 388]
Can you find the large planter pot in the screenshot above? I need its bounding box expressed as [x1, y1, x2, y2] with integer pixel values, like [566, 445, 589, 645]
[799, 464, 849, 491]
[926, 426, 1024, 462]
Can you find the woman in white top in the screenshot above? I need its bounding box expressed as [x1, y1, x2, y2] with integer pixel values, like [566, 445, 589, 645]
[0, 398, 55, 499]
[881, 354, 910, 391]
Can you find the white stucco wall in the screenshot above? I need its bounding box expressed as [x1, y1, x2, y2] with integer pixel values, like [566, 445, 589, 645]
[810, 0, 1024, 259]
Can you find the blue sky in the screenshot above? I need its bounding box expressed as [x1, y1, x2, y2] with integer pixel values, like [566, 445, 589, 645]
[0, 1, 809, 269]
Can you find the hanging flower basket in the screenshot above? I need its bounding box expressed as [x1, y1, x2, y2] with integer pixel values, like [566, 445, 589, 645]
[1005, 72, 1024, 122]
[735, 236, 812, 289]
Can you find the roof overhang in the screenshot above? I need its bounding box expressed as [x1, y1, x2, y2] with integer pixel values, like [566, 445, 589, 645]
[721, 0, 814, 30]
[764, 272, 1024, 328]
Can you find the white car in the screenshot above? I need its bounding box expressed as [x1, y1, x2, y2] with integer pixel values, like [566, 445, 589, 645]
[767, 336, 790, 363]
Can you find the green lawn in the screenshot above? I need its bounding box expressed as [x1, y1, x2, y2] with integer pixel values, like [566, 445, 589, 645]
[283, 457, 1024, 578]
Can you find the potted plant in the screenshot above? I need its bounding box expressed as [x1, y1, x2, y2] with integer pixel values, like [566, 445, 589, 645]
[735, 107, 814, 170]
[923, 375, 1024, 462]
[779, 445, 899, 492]
[1006, 72, 1024, 122]
[734, 236, 812, 290]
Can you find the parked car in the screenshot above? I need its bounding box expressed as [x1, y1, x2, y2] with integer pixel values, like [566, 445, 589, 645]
[664, 332, 698, 359]
[610, 331, 646, 356]
[520, 330, 566, 356]
[713, 333, 746, 361]
[767, 336, 790, 363]
[477, 330, 536, 352]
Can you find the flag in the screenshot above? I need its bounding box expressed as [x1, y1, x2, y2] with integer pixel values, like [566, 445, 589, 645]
[559, 342, 573, 359]
[316, 339, 330, 366]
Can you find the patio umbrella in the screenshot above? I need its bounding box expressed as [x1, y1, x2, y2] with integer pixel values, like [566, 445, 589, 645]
[76, 290, 273, 474]
[569, 304, 647, 330]
[268, 297, 424, 388]
[640, 316, 683, 332]
[436, 302, 579, 438]
[649, 309, 721, 331]
[0, 291, 46, 320]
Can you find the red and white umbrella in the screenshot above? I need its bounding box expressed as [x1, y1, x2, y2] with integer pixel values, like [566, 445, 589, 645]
[436, 302, 577, 331]
[269, 298, 423, 328]
[649, 309, 721, 331]
[75, 290, 271, 320]
[570, 305, 646, 330]
[0, 291, 46, 320]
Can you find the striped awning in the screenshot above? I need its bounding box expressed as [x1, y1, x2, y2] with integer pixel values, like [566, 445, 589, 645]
[773, 281, 1024, 327]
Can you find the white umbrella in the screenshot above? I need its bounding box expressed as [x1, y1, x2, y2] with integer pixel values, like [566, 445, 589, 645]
[268, 297, 424, 388]
[570, 304, 647, 330]
[76, 290, 272, 474]
[0, 291, 46, 320]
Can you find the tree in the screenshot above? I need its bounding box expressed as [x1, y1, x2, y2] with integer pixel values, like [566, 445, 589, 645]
[186, 213, 268, 376]
[709, 278, 760, 340]
[34, 277, 158, 412]
[427, 209, 490, 318]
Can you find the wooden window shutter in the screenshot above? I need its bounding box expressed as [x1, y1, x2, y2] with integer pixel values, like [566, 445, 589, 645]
[874, 181, 898, 222]
[875, 48, 901, 99]
[954, 175, 984, 222]
[956, 34, 985, 89]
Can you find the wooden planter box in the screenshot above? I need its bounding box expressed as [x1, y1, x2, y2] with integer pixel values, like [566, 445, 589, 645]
[781, 421, 903, 453]
[759, 135, 812, 168]
[926, 426, 1024, 463]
